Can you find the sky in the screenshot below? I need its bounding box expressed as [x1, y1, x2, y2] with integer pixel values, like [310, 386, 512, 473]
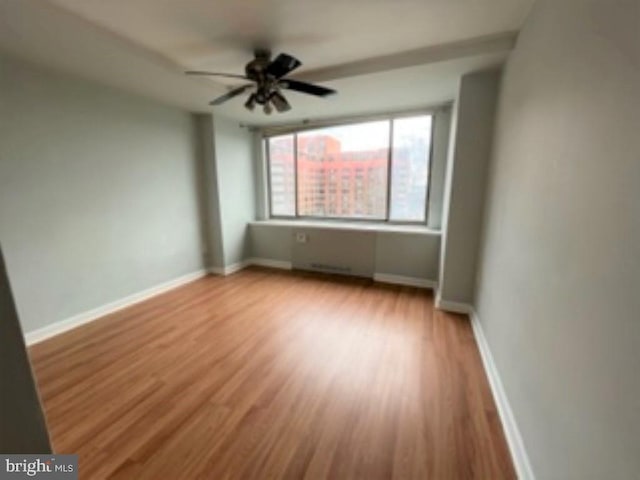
[298, 116, 432, 151]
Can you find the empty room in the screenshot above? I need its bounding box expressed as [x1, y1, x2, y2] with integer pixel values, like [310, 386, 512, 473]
[1, 0, 638, 478]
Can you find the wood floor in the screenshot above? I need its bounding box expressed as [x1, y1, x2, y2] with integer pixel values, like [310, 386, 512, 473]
[29, 267, 515, 479]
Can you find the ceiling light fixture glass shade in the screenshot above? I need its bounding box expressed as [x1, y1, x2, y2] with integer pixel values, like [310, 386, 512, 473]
[270, 91, 291, 112]
[244, 94, 257, 111]
[263, 102, 273, 115]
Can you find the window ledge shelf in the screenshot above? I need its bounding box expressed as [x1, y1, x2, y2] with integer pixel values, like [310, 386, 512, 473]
[250, 219, 441, 236]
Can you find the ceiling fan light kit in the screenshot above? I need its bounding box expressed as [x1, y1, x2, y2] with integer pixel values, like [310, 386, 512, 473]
[244, 94, 257, 111]
[186, 50, 336, 114]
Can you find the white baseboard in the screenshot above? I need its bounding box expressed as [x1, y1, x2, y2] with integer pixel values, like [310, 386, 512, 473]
[436, 297, 473, 314]
[373, 273, 437, 289]
[470, 309, 535, 480]
[27, 257, 291, 344]
[210, 258, 292, 276]
[25, 269, 208, 346]
[209, 260, 251, 276]
[225, 260, 250, 275]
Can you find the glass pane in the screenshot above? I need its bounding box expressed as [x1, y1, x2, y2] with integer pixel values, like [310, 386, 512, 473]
[296, 121, 390, 219]
[389, 115, 432, 222]
[268, 135, 295, 216]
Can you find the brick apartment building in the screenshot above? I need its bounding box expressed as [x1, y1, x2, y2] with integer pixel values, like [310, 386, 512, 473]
[269, 134, 415, 219]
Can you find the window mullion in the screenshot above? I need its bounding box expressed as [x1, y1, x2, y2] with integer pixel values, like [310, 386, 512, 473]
[294, 133, 299, 218]
[424, 116, 435, 225]
[265, 138, 273, 218]
[385, 119, 394, 222]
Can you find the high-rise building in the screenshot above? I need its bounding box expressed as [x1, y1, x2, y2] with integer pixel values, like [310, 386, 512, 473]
[269, 133, 417, 219]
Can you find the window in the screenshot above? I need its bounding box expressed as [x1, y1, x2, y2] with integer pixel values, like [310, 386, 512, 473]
[268, 134, 295, 216]
[266, 114, 432, 223]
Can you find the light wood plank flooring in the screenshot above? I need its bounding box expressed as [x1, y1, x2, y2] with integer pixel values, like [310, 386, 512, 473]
[29, 267, 515, 479]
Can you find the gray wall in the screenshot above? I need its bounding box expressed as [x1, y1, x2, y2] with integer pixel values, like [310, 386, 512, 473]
[439, 69, 501, 305]
[375, 232, 440, 280]
[249, 223, 293, 262]
[474, 0, 640, 478]
[292, 229, 376, 277]
[427, 107, 451, 230]
[0, 246, 51, 453]
[250, 223, 441, 281]
[195, 113, 225, 268]
[0, 54, 207, 334]
[211, 116, 256, 267]
[253, 132, 270, 221]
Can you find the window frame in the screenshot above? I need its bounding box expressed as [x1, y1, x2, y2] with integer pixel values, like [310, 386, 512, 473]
[264, 111, 435, 225]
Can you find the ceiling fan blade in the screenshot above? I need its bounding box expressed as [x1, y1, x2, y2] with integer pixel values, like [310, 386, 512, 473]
[270, 91, 291, 112]
[265, 53, 302, 79]
[209, 84, 253, 106]
[280, 79, 336, 97]
[186, 70, 250, 80]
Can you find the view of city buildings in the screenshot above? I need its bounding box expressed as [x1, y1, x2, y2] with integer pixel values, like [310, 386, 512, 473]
[268, 116, 431, 221]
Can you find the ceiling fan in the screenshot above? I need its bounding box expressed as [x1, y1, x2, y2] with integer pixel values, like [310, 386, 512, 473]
[186, 50, 336, 114]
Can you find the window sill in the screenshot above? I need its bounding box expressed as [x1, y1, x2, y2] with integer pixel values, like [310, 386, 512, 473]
[250, 219, 441, 236]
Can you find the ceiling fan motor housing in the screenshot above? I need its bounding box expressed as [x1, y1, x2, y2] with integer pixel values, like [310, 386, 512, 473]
[245, 50, 272, 81]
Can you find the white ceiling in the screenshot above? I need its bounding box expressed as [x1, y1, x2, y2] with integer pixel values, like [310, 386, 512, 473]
[0, 0, 534, 125]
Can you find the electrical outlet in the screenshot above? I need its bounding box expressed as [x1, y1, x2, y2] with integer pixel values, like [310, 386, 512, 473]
[295, 232, 308, 244]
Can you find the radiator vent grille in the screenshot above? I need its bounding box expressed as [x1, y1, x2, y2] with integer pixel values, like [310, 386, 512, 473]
[309, 263, 352, 274]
